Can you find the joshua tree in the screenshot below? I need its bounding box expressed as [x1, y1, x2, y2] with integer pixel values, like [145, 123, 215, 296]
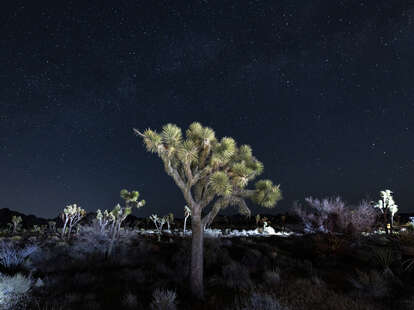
[374, 189, 398, 233]
[255, 214, 261, 227]
[149, 214, 165, 241]
[11, 216, 22, 234]
[166, 213, 174, 231]
[183, 205, 191, 233]
[96, 209, 114, 233]
[149, 214, 160, 231]
[134, 122, 282, 298]
[48, 221, 56, 234]
[61, 204, 86, 240]
[106, 189, 145, 256]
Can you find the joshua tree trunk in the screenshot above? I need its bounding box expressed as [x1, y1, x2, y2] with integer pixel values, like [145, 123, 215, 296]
[190, 206, 204, 299]
[184, 215, 189, 233]
[61, 218, 68, 239]
[383, 212, 388, 234]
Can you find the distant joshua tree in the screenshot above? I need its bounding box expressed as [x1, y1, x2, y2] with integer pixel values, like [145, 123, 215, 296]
[61, 204, 86, 240]
[106, 189, 145, 256]
[134, 122, 282, 298]
[255, 214, 261, 227]
[11, 216, 22, 234]
[166, 213, 174, 231]
[374, 189, 398, 233]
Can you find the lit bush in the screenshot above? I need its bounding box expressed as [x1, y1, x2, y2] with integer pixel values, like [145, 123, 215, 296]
[0, 241, 38, 270]
[348, 200, 377, 234]
[293, 197, 377, 234]
[0, 273, 32, 309]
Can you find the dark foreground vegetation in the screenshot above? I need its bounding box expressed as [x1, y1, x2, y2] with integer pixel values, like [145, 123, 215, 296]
[0, 211, 414, 310]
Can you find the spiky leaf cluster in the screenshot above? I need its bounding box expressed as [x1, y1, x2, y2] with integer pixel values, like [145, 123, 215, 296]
[63, 204, 86, 218]
[252, 180, 282, 208]
[120, 189, 146, 208]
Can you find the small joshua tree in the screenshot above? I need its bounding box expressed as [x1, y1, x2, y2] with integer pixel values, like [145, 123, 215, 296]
[149, 214, 165, 241]
[106, 189, 145, 256]
[31, 225, 41, 234]
[96, 209, 114, 233]
[166, 213, 174, 231]
[61, 204, 86, 240]
[135, 122, 282, 298]
[48, 221, 56, 234]
[255, 214, 261, 228]
[112, 189, 145, 236]
[11, 216, 22, 234]
[150, 214, 160, 231]
[374, 189, 398, 233]
[183, 205, 191, 233]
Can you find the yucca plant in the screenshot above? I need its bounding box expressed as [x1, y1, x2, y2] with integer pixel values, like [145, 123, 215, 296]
[134, 122, 282, 298]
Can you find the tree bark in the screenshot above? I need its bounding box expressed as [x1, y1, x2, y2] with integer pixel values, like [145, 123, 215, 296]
[190, 206, 204, 299]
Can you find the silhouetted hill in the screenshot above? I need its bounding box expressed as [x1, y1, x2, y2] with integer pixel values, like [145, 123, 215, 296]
[0, 208, 53, 228]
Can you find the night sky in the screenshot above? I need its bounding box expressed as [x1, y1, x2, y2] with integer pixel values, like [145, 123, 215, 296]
[1, 1, 413, 219]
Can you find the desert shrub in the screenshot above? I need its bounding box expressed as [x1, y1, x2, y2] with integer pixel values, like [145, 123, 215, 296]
[171, 243, 191, 282]
[293, 197, 345, 233]
[0, 273, 32, 309]
[233, 292, 288, 310]
[25, 245, 71, 274]
[240, 248, 262, 268]
[71, 225, 111, 259]
[122, 292, 139, 308]
[262, 270, 281, 286]
[294, 197, 377, 234]
[321, 293, 378, 310]
[203, 239, 220, 268]
[150, 288, 177, 310]
[372, 247, 395, 269]
[349, 269, 390, 298]
[0, 241, 38, 271]
[277, 278, 380, 310]
[348, 201, 377, 234]
[221, 261, 253, 291]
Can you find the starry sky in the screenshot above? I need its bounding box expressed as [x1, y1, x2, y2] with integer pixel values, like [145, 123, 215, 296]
[1, 1, 413, 218]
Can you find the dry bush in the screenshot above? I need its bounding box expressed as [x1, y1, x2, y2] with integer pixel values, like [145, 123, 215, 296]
[262, 270, 281, 286]
[277, 278, 380, 310]
[241, 248, 262, 268]
[233, 292, 288, 310]
[294, 197, 377, 234]
[122, 292, 139, 309]
[0, 241, 38, 271]
[0, 273, 32, 309]
[349, 269, 390, 298]
[150, 288, 177, 310]
[348, 201, 377, 234]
